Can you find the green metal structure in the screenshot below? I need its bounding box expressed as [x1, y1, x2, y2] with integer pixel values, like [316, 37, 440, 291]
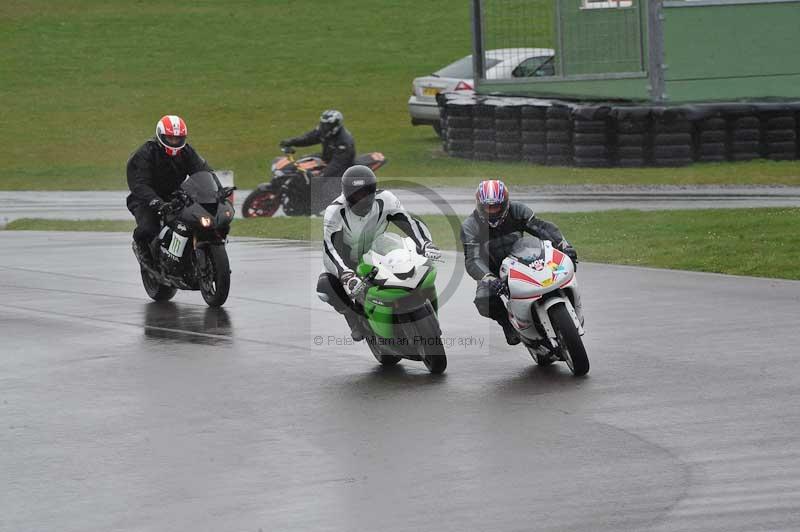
[475, 0, 800, 102]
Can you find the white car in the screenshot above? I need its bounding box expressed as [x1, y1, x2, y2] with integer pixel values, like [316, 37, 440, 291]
[408, 48, 555, 137]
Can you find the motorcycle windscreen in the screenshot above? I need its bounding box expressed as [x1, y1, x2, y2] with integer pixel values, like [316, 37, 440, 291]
[182, 171, 221, 203]
[371, 232, 406, 255]
[509, 235, 544, 265]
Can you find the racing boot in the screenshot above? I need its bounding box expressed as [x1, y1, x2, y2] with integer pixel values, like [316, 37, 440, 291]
[132, 239, 153, 267]
[485, 300, 521, 345]
[573, 290, 585, 327]
[343, 309, 366, 342]
[501, 322, 521, 346]
[497, 315, 521, 346]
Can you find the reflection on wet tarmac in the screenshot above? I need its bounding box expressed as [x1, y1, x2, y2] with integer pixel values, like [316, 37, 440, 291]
[143, 302, 233, 345]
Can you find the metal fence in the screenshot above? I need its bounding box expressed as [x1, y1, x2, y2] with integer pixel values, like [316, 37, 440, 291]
[473, 0, 665, 100]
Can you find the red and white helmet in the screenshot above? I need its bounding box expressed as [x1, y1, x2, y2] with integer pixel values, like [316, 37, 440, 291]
[155, 115, 187, 156]
[476, 179, 510, 228]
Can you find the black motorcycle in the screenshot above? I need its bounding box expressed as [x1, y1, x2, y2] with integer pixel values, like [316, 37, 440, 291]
[241, 147, 387, 217]
[133, 171, 236, 307]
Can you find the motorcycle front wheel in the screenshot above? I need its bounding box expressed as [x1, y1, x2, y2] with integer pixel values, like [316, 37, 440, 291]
[412, 313, 447, 374]
[140, 266, 177, 302]
[548, 303, 589, 377]
[198, 245, 231, 307]
[242, 186, 280, 218]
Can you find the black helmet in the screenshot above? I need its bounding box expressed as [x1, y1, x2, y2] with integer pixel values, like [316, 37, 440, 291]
[342, 165, 377, 217]
[319, 109, 343, 140]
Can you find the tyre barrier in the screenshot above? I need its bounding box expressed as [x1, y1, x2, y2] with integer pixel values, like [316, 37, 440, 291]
[573, 108, 610, 167]
[765, 114, 797, 161]
[545, 106, 573, 166]
[438, 93, 800, 167]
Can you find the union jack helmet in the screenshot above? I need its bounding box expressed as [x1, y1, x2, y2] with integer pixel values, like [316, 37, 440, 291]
[476, 179, 510, 228]
[155, 115, 188, 156]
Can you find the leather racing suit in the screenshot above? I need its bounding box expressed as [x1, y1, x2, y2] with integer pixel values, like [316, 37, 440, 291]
[460, 201, 583, 330]
[316, 189, 432, 313]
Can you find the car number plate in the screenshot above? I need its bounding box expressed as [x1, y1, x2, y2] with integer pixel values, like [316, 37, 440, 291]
[423, 87, 440, 97]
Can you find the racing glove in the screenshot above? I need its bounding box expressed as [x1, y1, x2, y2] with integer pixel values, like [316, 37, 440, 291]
[148, 198, 165, 212]
[340, 270, 361, 296]
[481, 273, 508, 297]
[421, 242, 442, 261]
[558, 240, 578, 268]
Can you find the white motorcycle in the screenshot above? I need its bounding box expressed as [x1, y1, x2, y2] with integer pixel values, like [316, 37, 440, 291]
[498, 236, 589, 376]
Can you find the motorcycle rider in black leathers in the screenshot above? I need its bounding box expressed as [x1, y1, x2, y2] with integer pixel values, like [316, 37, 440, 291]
[126, 115, 213, 263]
[280, 110, 355, 179]
[316, 165, 442, 341]
[460, 179, 582, 345]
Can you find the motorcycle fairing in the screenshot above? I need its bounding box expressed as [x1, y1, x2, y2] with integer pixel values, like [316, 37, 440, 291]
[358, 234, 438, 339]
[503, 239, 583, 345]
[363, 235, 431, 290]
[500, 240, 574, 300]
[353, 152, 387, 171]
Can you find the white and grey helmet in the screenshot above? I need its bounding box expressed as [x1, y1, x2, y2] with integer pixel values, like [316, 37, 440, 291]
[342, 165, 377, 217]
[319, 109, 343, 139]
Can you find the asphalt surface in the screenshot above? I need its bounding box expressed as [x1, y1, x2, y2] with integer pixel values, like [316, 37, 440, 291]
[2, 232, 800, 532]
[2, 184, 800, 224]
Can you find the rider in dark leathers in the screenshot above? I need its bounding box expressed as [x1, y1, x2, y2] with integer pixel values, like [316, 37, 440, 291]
[126, 115, 212, 262]
[460, 180, 581, 345]
[280, 110, 355, 179]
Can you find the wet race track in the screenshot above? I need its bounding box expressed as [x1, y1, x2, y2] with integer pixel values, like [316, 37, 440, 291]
[3, 185, 800, 223]
[2, 231, 800, 532]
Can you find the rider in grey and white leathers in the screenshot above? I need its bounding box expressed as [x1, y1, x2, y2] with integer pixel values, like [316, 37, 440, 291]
[316, 165, 441, 341]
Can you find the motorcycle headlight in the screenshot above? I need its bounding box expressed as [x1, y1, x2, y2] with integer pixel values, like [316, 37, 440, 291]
[200, 216, 213, 228]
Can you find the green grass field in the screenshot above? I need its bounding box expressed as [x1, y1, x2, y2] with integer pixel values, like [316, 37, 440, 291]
[3, 0, 800, 191]
[8, 208, 800, 279]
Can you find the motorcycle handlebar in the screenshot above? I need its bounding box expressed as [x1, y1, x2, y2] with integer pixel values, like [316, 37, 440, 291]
[220, 186, 237, 200]
[159, 193, 188, 216]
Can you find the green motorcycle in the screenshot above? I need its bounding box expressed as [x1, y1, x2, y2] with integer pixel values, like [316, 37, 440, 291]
[352, 232, 447, 374]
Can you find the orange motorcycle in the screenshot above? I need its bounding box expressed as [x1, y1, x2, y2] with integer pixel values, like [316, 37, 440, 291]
[241, 147, 387, 217]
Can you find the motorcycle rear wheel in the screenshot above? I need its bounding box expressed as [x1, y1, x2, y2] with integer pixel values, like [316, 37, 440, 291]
[140, 267, 177, 301]
[548, 303, 589, 376]
[199, 245, 231, 307]
[242, 187, 280, 218]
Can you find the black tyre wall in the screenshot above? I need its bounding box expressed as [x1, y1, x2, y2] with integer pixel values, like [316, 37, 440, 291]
[438, 93, 800, 166]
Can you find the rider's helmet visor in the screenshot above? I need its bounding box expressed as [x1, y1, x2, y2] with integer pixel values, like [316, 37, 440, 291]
[346, 184, 376, 216]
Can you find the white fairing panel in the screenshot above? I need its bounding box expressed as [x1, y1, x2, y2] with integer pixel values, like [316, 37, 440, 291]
[503, 240, 583, 344]
[365, 234, 430, 289]
[501, 241, 574, 299]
